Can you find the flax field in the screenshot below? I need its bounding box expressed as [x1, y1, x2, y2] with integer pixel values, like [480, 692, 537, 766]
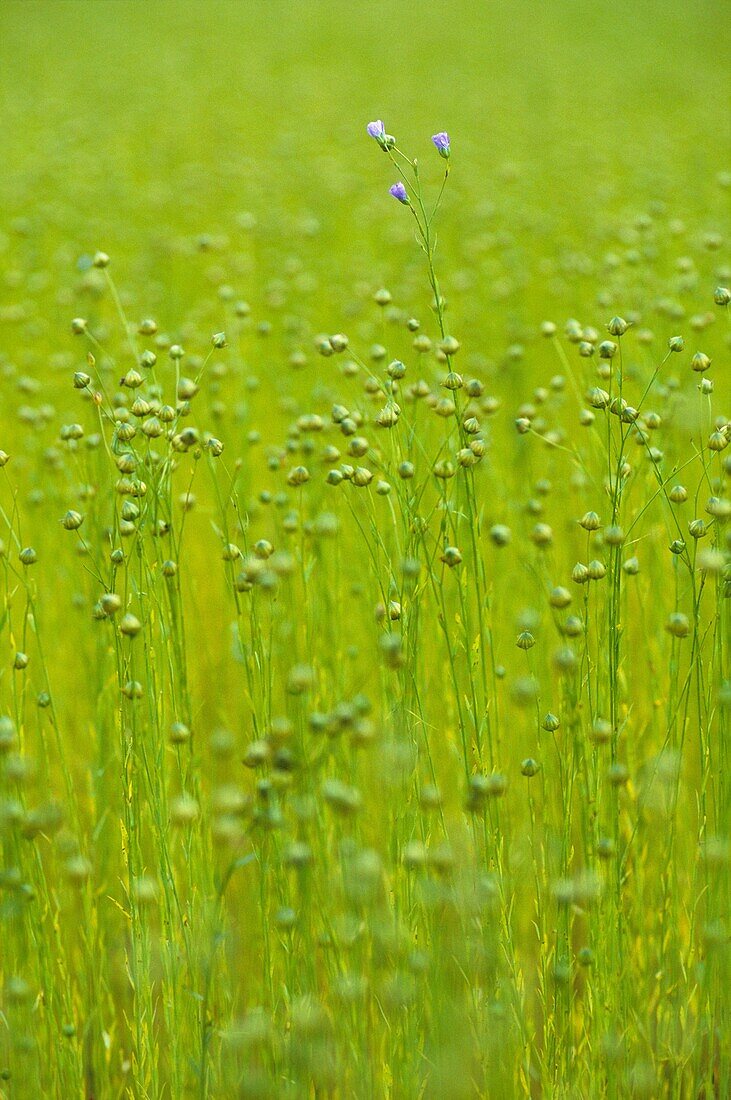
[0, 2, 729, 1097]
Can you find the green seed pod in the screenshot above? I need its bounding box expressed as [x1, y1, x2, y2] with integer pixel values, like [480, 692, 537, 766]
[73, 371, 91, 389]
[531, 523, 553, 547]
[713, 286, 730, 305]
[597, 836, 616, 860]
[516, 631, 535, 650]
[490, 524, 511, 547]
[623, 556, 640, 575]
[398, 461, 415, 480]
[708, 430, 728, 452]
[457, 447, 479, 468]
[688, 519, 707, 539]
[100, 592, 121, 616]
[139, 349, 157, 368]
[542, 713, 560, 732]
[379, 632, 404, 669]
[287, 465, 310, 486]
[578, 341, 595, 358]
[669, 539, 686, 555]
[668, 335, 684, 352]
[587, 559, 606, 581]
[572, 562, 589, 585]
[604, 525, 625, 546]
[590, 718, 612, 745]
[563, 615, 584, 637]
[433, 460, 456, 479]
[348, 436, 370, 457]
[165, 721, 190, 746]
[521, 757, 540, 777]
[119, 613, 142, 638]
[61, 510, 83, 531]
[439, 335, 461, 356]
[110, 547, 124, 565]
[442, 371, 463, 390]
[92, 251, 109, 268]
[665, 612, 690, 638]
[122, 369, 143, 390]
[691, 352, 711, 373]
[440, 546, 462, 568]
[598, 340, 617, 359]
[607, 763, 629, 786]
[14, 652, 29, 670]
[71, 317, 87, 334]
[579, 510, 601, 531]
[607, 316, 628, 336]
[706, 496, 730, 519]
[549, 587, 571, 609]
[669, 484, 688, 503]
[353, 467, 373, 487]
[19, 547, 37, 566]
[579, 409, 595, 427]
[586, 387, 610, 409]
[322, 778, 362, 816]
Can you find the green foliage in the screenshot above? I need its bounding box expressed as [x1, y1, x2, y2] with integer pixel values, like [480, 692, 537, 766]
[0, 2, 728, 1097]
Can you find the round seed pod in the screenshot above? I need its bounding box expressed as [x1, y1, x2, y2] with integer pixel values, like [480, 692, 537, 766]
[287, 466, 310, 486]
[623, 556, 640, 575]
[531, 523, 553, 547]
[665, 612, 690, 638]
[543, 713, 560, 732]
[169, 722, 191, 745]
[590, 718, 612, 745]
[587, 559, 606, 581]
[580, 511, 601, 531]
[62, 510, 83, 531]
[668, 335, 684, 352]
[521, 758, 540, 777]
[100, 592, 121, 616]
[442, 371, 463, 390]
[490, 524, 511, 547]
[71, 317, 87, 334]
[607, 763, 629, 787]
[572, 562, 589, 585]
[516, 631, 535, 650]
[549, 587, 572, 609]
[604, 525, 625, 546]
[19, 547, 37, 566]
[598, 341, 617, 359]
[669, 485, 688, 503]
[688, 519, 707, 539]
[119, 613, 142, 638]
[440, 546, 462, 568]
[607, 317, 628, 336]
[691, 352, 711, 373]
[586, 387, 610, 409]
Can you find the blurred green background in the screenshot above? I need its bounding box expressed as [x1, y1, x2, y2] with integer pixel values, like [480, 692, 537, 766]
[1, 0, 728, 340]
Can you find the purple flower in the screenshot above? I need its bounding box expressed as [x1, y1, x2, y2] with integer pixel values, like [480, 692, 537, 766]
[367, 120, 386, 140]
[389, 182, 409, 205]
[432, 131, 451, 159]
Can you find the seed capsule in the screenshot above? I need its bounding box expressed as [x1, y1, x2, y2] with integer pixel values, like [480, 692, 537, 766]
[119, 613, 142, 638]
[62, 510, 83, 531]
